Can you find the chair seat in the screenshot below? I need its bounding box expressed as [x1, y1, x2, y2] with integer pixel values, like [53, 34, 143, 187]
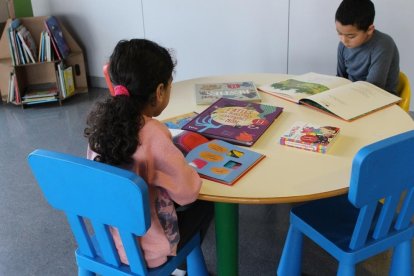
[76, 233, 204, 276]
[291, 195, 358, 252]
[291, 195, 414, 264]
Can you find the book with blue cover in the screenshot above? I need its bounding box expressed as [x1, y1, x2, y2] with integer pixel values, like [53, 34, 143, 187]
[45, 16, 70, 59]
[185, 139, 265, 185]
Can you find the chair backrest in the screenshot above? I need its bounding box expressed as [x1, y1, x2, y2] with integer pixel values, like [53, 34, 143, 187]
[347, 130, 414, 249]
[397, 71, 411, 112]
[103, 63, 115, 96]
[28, 149, 151, 274]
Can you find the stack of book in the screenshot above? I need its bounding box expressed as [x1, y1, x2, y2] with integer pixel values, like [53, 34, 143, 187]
[21, 83, 59, 105]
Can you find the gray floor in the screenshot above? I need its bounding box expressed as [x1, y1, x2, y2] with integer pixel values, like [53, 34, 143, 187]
[0, 88, 411, 275]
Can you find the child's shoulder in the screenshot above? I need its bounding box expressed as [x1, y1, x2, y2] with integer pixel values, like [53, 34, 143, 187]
[371, 30, 397, 48]
[141, 117, 171, 138]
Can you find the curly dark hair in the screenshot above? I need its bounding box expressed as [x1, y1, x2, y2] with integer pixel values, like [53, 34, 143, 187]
[335, 0, 375, 31]
[84, 39, 175, 165]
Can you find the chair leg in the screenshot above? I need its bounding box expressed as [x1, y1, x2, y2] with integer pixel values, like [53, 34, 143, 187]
[186, 245, 208, 276]
[390, 240, 413, 276]
[337, 262, 355, 276]
[277, 225, 303, 276]
[78, 267, 95, 276]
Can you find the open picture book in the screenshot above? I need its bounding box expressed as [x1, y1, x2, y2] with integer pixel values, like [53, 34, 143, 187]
[258, 72, 401, 121]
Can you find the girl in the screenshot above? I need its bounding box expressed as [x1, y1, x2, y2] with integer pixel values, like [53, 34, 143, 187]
[84, 39, 213, 268]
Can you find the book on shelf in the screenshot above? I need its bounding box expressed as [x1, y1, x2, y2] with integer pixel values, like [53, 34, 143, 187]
[8, 71, 21, 104]
[16, 25, 37, 63]
[258, 72, 401, 121]
[7, 19, 21, 65]
[45, 16, 70, 59]
[63, 66, 75, 97]
[185, 138, 265, 185]
[22, 82, 58, 104]
[195, 81, 261, 105]
[279, 121, 340, 154]
[162, 112, 198, 129]
[182, 98, 284, 146]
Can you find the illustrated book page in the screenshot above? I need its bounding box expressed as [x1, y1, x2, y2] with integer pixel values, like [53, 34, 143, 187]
[195, 81, 261, 105]
[186, 139, 265, 185]
[300, 81, 401, 121]
[182, 98, 284, 146]
[279, 121, 340, 154]
[258, 72, 351, 103]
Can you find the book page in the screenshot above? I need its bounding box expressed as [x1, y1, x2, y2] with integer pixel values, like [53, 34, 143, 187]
[258, 72, 351, 103]
[304, 81, 401, 121]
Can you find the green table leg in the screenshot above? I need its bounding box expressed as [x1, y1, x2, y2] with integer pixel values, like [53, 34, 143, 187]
[214, 202, 239, 276]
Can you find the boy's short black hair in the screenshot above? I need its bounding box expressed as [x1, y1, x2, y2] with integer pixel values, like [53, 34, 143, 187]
[335, 0, 375, 31]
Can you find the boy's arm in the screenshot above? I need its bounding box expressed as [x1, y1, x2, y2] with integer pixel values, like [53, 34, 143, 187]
[336, 43, 347, 78]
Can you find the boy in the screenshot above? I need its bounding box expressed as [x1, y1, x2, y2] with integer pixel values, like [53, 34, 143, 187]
[335, 0, 400, 95]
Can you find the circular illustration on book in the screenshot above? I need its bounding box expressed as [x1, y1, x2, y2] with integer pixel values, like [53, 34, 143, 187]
[300, 126, 339, 144]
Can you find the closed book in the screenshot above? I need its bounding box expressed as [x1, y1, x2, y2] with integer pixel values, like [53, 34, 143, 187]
[185, 139, 265, 185]
[45, 16, 70, 59]
[279, 121, 340, 153]
[195, 81, 261, 105]
[63, 66, 75, 97]
[182, 98, 283, 146]
[16, 25, 37, 63]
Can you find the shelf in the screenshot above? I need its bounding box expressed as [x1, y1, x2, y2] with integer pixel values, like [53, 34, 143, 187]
[0, 16, 88, 104]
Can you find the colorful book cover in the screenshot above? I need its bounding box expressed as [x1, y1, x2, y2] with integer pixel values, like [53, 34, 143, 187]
[16, 25, 37, 63]
[45, 16, 70, 59]
[162, 112, 198, 129]
[195, 81, 261, 105]
[279, 121, 340, 153]
[186, 139, 265, 185]
[63, 66, 75, 97]
[182, 98, 283, 146]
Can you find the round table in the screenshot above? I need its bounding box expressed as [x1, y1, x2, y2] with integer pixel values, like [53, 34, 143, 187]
[158, 73, 414, 275]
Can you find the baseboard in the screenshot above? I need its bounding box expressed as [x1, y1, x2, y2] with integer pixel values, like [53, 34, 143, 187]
[89, 76, 108, 89]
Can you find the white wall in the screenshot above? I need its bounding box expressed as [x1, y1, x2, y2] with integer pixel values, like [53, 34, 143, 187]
[31, 0, 144, 78]
[31, 0, 414, 109]
[142, 0, 289, 81]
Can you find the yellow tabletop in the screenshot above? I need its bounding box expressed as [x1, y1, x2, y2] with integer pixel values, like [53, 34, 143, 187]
[158, 73, 414, 204]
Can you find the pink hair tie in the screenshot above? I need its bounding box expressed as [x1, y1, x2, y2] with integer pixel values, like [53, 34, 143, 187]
[114, 85, 130, 97]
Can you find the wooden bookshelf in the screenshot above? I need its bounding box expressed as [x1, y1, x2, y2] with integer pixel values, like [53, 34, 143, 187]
[0, 16, 88, 105]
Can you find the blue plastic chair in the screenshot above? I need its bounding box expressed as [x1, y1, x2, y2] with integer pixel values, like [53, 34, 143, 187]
[28, 149, 208, 276]
[277, 130, 414, 276]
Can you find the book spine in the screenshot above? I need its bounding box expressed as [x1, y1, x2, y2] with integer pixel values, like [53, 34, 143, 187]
[280, 138, 326, 153]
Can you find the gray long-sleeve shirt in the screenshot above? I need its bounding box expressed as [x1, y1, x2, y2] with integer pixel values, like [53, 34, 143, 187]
[337, 30, 400, 95]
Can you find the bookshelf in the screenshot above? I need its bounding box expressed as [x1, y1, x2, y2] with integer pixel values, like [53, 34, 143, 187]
[0, 16, 88, 105]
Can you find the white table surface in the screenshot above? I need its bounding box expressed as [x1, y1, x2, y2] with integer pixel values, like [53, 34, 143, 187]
[158, 73, 414, 204]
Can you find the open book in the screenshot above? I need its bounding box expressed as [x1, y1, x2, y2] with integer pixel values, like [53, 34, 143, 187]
[258, 72, 401, 121]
